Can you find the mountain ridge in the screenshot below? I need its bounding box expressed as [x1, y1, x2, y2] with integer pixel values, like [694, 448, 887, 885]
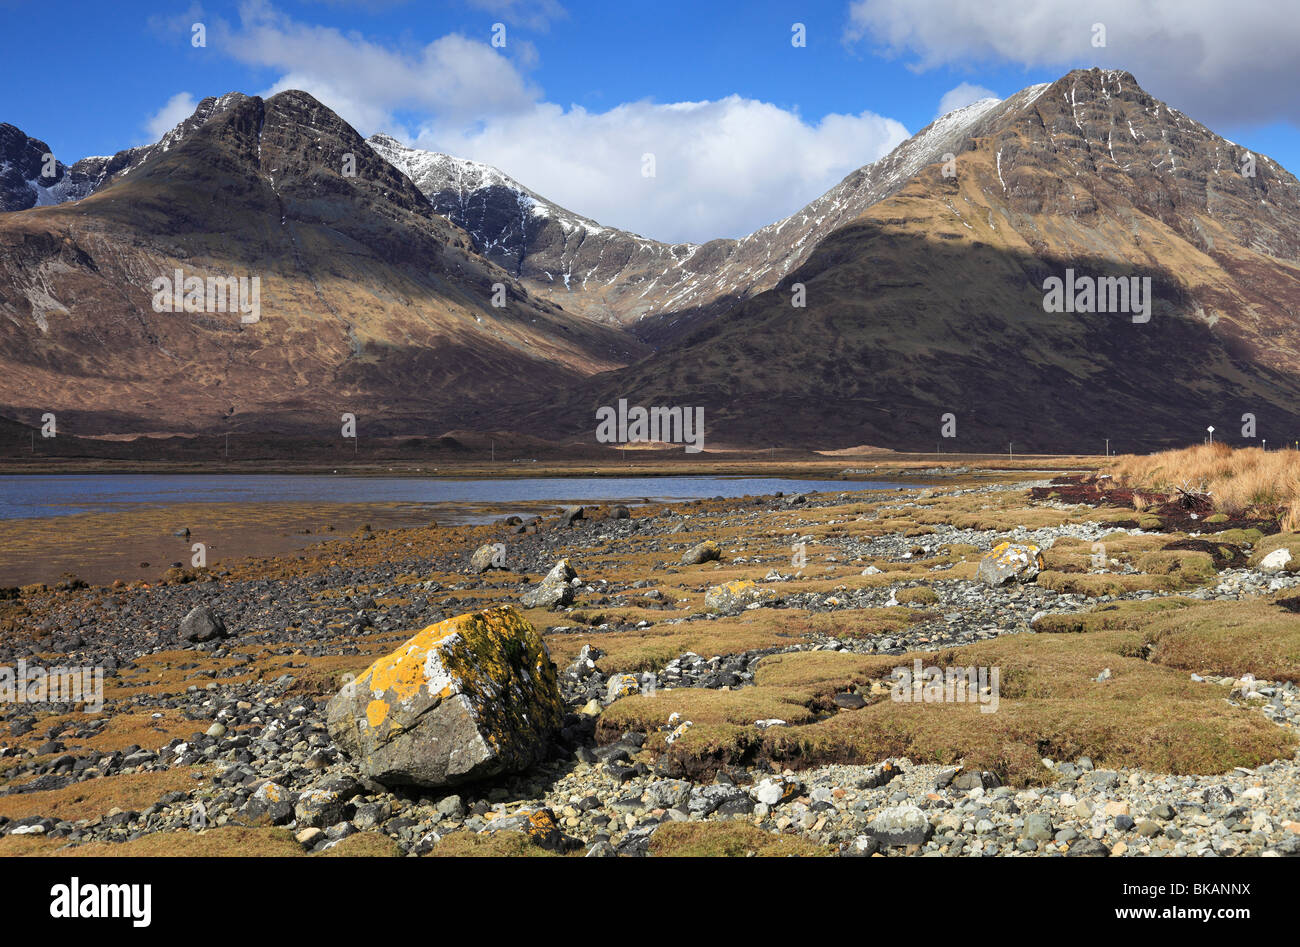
[4, 68, 1300, 451]
[0, 89, 643, 437]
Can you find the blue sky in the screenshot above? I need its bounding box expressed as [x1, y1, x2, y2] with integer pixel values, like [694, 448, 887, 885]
[2, 0, 1298, 243]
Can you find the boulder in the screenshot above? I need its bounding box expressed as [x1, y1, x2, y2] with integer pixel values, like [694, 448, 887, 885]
[976, 542, 1044, 586]
[541, 559, 577, 584]
[558, 506, 585, 527]
[520, 582, 573, 610]
[704, 579, 778, 612]
[240, 781, 296, 825]
[469, 543, 505, 572]
[294, 775, 361, 828]
[1260, 548, 1293, 572]
[751, 776, 802, 806]
[604, 673, 642, 704]
[680, 540, 722, 565]
[520, 559, 577, 609]
[867, 805, 933, 846]
[326, 606, 565, 787]
[179, 605, 227, 642]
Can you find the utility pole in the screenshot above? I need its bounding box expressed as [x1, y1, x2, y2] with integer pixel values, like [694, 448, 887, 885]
[1104, 438, 1109, 457]
[1008, 442, 1013, 461]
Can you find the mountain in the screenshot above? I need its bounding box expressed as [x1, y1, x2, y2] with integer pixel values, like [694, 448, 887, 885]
[0, 91, 643, 436]
[6, 68, 1300, 452]
[509, 69, 1300, 452]
[366, 133, 696, 328]
[0, 124, 97, 211]
[1, 96, 261, 216]
[368, 97, 1014, 337]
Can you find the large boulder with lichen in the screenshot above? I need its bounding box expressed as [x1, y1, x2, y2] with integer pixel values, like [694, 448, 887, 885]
[325, 606, 564, 787]
[976, 542, 1044, 587]
[681, 540, 721, 565]
[469, 543, 505, 572]
[704, 579, 778, 612]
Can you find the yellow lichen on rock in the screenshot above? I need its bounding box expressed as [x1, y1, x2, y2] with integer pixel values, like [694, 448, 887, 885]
[326, 606, 565, 787]
[704, 579, 779, 612]
[976, 541, 1045, 586]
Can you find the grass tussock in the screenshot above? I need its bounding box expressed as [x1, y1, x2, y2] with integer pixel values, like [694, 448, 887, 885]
[1035, 570, 1177, 597]
[0, 827, 307, 857]
[1111, 443, 1300, 520]
[648, 822, 831, 857]
[425, 830, 569, 857]
[602, 594, 1300, 785]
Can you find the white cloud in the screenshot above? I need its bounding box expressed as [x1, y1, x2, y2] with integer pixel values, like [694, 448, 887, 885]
[200, 2, 908, 243]
[935, 83, 999, 118]
[145, 92, 199, 139]
[846, 0, 1300, 128]
[465, 0, 567, 30]
[415, 98, 908, 243]
[216, 1, 538, 128]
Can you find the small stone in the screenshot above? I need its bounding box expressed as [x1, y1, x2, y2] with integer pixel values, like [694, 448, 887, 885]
[1022, 813, 1053, 841]
[867, 806, 933, 847]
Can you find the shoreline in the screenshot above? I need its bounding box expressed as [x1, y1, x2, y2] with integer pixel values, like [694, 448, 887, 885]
[3, 469, 1295, 858]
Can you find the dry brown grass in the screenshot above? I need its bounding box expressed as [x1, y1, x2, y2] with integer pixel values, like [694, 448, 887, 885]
[1035, 571, 1178, 597]
[602, 597, 1300, 785]
[1141, 595, 1300, 682]
[0, 769, 209, 822]
[0, 826, 401, 857]
[425, 830, 570, 857]
[1111, 444, 1300, 519]
[545, 611, 808, 672]
[648, 822, 832, 857]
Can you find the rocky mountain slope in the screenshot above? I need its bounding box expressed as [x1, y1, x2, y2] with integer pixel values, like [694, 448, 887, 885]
[367, 99, 1018, 335]
[0, 91, 642, 436]
[517, 69, 1300, 452]
[0, 97, 251, 214]
[0, 124, 96, 211]
[5, 69, 1300, 451]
